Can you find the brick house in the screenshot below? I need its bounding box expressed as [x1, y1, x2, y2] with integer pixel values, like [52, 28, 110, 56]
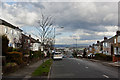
[113, 31, 120, 62]
[21, 34, 41, 52]
[93, 41, 102, 54]
[101, 37, 114, 56]
[87, 45, 95, 55]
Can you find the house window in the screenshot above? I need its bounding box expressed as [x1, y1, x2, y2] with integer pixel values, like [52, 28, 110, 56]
[8, 43, 13, 47]
[11, 29, 14, 34]
[89, 48, 92, 51]
[118, 48, 120, 55]
[14, 31, 17, 34]
[28, 39, 30, 43]
[103, 42, 108, 47]
[114, 48, 117, 55]
[114, 47, 120, 55]
[4, 28, 7, 33]
[114, 38, 116, 43]
[118, 36, 120, 43]
[105, 43, 108, 47]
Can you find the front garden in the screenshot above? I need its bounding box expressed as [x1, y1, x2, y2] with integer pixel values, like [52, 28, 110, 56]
[1, 35, 46, 75]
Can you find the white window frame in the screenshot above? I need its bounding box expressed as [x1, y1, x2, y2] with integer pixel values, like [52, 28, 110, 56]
[118, 48, 120, 55]
[114, 48, 117, 55]
[89, 48, 92, 51]
[28, 39, 30, 43]
[117, 36, 120, 43]
[105, 43, 108, 47]
[14, 31, 17, 35]
[11, 29, 14, 34]
[4, 28, 7, 33]
[114, 38, 116, 43]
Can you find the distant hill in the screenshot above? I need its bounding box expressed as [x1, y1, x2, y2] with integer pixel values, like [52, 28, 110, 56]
[55, 44, 88, 48]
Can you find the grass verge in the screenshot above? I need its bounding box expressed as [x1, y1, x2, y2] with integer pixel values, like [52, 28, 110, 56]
[32, 59, 53, 76]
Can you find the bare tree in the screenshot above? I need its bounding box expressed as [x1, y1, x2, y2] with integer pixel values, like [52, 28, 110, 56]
[34, 14, 54, 60]
[35, 14, 54, 46]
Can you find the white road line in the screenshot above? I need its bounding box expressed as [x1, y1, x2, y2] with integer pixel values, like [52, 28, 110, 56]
[85, 67, 88, 68]
[103, 75, 109, 78]
[22, 75, 31, 80]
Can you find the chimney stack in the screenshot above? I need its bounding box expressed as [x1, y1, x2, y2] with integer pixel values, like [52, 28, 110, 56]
[29, 35, 31, 38]
[37, 39, 39, 42]
[116, 30, 120, 36]
[97, 41, 100, 44]
[104, 37, 107, 40]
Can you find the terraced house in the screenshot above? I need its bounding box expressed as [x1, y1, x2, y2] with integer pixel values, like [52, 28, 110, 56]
[113, 31, 120, 62]
[102, 37, 114, 56]
[0, 19, 41, 52]
[93, 41, 102, 54]
[86, 30, 120, 62]
[0, 19, 23, 48]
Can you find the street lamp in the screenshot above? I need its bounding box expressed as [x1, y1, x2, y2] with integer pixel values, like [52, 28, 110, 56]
[53, 26, 64, 49]
[70, 35, 79, 50]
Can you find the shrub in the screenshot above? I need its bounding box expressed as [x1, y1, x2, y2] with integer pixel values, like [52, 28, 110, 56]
[6, 62, 18, 67]
[3, 62, 19, 74]
[6, 52, 23, 65]
[95, 53, 112, 61]
[12, 48, 21, 52]
[8, 47, 13, 52]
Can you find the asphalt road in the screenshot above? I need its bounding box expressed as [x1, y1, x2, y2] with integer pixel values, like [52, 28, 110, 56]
[50, 58, 119, 79]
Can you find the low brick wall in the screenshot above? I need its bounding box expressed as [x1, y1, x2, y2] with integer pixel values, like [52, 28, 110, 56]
[113, 55, 120, 62]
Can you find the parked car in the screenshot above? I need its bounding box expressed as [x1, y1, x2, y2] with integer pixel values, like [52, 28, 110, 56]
[69, 55, 74, 58]
[63, 55, 67, 58]
[87, 53, 95, 59]
[77, 54, 83, 58]
[53, 52, 63, 60]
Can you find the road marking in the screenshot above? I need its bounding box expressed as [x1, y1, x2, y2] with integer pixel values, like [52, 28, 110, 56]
[48, 65, 52, 79]
[23, 75, 31, 80]
[85, 67, 88, 68]
[103, 75, 109, 78]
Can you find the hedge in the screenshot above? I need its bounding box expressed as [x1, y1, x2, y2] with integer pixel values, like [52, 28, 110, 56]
[6, 51, 23, 65]
[95, 53, 112, 61]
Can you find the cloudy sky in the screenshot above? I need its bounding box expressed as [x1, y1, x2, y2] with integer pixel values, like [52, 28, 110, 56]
[0, 1, 119, 45]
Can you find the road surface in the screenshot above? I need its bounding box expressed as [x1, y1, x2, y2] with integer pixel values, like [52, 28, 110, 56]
[50, 58, 119, 79]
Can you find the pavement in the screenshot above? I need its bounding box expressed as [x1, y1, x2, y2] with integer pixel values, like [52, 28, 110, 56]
[2, 59, 48, 80]
[50, 58, 119, 79]
[88, 58, 120, 67]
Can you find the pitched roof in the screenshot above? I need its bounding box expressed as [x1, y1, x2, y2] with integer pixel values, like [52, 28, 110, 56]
[101, 36, 115, 43]
[22, 33, 41, 43]
[0, 19, 23, 32]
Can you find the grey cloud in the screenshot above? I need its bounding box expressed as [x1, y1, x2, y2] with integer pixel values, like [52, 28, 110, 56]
[2, 2, 117, 32]
[39, 2, 118, 32]
[1, 2, 118, 44]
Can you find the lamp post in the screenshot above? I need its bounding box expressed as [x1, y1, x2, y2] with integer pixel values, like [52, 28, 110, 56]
[75, 39, 77, 49]
[53, 27, 64, 50]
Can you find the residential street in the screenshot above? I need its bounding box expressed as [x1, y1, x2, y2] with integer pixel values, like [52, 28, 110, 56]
[50, 58, 119, 78]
